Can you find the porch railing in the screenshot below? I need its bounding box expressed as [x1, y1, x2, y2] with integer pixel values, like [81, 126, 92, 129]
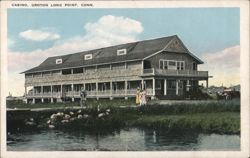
[25, 68, 142, 86]
[143, 68, 208, 77]
[26, 88, 154, 98]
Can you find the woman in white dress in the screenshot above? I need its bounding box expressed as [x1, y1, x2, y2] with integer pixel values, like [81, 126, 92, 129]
[140, 89, 147, 106]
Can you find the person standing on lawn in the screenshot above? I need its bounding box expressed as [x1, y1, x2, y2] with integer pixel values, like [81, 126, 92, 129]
[141, 89, 147, 106]
[136, 87, 140, 105]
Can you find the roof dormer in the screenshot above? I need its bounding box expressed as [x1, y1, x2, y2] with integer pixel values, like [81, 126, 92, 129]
[84, 54, 93, 60]
[117, 49, 127, 56]
[56, 58, 62, 64]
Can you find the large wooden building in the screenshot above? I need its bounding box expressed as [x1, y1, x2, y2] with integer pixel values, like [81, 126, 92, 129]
[23, 35, 209, 104]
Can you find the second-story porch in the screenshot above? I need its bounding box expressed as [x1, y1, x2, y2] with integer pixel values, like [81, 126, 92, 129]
[25, 67, 209, 87]
[142, 68, 208, 79]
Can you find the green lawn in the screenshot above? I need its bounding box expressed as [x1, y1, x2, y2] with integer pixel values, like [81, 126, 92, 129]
[6, 98, 135, 109]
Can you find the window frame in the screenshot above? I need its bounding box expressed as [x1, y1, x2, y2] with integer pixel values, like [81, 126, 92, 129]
[117, 49, 127, 56]
[159, 59, 185, 70]
[159, 60, 164, 69]
[56, 59, 62, 64]
[168, 60, 177, 66]
[192, 62, 197, 70]
[180, 61, 184, 70]
[84, 54, 93, 60]
[168, 80, 176, 89]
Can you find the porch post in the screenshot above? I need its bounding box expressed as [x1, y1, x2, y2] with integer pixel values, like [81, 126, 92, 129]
[60, 84, 63, 97]
[51, 85, 53, 103]
[24, 86, 28, 104]
[96, 82, 99, 100]
[41, 86, 44, 103]
[25, 86, 27, 97]
[141, 79, 144, 90]
[187, 80, 190, 92]
[164, 79, 167, 95]
[206, 79, 208, 88]
[32, 86, 35, 104]
[125, 80, 128, 100]
[152, 78, 156, 99]
[59, 84, 63, 103]
[41, 86, 43, 97]
[33, 86, 35, 97]
[176, 80, 179, 95]
[110, 81, 113, 100]
[71, 84, 74, 102]
[141, 60, 144, 74]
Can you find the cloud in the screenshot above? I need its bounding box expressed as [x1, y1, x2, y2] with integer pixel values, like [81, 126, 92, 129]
[200, 45, 240, 87]
[19, 29, 60, 41]
[85, 15, 143, 42]
[8, 15, 144, 96]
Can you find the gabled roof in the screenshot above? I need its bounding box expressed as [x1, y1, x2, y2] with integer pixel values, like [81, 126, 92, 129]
[22, 35, 203, 74]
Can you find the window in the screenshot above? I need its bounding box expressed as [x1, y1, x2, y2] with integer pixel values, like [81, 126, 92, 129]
[164, 61, 168, 69]
[56, 59, 62, 64]
[84, 54, 92, 60]
[168, 80, 176, 89]
[52, 70, 61, 76]
[43, 71, 51, 76]
[180, 62, 184, 70]
[193, 62, 197, 70]
[127, 61, 141, 69]
[33, 73, 42, 77]
[177, 62, 180, 70]
[25, 74, 33, 78]
[159, 59, 185, 70]
[117, 49, 127, 55]
[62, 69, 71, 75]
[177, 61, 184, 70]
[97, 64, 110, 71]
[85, 66, 96, 72]
[112, 63, 125, 70]
[73, 68, 83, 74]
[155, 80, 161, 89]
[168, 61, 176, 66]
[159, 60, 164, 69]
[178, 81, 183, 89]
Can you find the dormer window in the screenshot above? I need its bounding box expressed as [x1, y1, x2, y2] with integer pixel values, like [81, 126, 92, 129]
[117, 49, 127, 56]
[84, 54, 92, 60]
[56, 59, 62, 64]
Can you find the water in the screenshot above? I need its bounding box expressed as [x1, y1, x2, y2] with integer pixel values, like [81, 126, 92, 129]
[7, 128, 240, 151]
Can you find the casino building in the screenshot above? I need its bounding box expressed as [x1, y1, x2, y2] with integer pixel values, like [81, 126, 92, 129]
[22, 35, 209, 104]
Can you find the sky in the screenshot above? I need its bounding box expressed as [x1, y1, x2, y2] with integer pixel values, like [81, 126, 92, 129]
[7, 8, 240, 96]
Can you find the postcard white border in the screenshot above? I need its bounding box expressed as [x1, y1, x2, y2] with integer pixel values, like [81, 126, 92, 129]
[1, 1, 249, 158]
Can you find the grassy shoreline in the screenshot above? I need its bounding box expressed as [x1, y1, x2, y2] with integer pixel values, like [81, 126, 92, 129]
[54, 111, 240, 135]
[7, 99, 240, 135]
[127, 112, 240, 134]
